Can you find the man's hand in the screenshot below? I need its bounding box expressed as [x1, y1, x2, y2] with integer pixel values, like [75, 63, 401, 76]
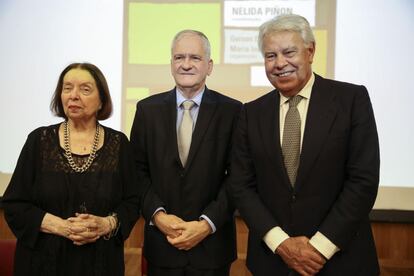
[276, 236, 326, 276]
[153, 211, 185, 238]
[166, 220, 212, 250]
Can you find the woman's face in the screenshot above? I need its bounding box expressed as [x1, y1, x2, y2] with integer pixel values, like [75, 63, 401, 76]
[61, 68, 102, 122]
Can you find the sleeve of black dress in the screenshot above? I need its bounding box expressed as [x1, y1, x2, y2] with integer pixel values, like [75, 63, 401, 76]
[113, 133, 143, 242]
[2, 129, 46, 248]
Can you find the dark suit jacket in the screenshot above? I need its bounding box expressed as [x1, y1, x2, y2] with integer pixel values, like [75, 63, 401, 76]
[130, 87, 241, 269]
[227, 74, 380, 275]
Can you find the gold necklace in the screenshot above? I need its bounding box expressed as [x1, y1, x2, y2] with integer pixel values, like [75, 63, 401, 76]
[63, 121, 100, 173]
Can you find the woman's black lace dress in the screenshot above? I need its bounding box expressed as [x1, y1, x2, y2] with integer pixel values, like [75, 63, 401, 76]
[2, 124, 141, 276]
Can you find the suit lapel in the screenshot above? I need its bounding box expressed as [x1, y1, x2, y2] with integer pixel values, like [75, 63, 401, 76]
[162, 89, 182, 166]
[185, 88, 217, 169]
[259, 91, 292, 191]
[295, 75, 337, 191]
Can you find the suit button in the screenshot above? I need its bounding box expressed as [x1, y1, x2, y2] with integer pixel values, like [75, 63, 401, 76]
[292, 194, 296, 202]
[180, 173, 184, 177]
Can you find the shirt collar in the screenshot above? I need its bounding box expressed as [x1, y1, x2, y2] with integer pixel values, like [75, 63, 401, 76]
[279, 73, 315, 106]
[176, 87, 204, 108]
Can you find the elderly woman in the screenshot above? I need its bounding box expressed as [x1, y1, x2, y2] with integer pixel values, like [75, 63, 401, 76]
[2, 63, 142, 275]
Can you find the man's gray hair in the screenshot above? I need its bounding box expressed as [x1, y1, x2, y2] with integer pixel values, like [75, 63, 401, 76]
[171, 30, 211, 60]
[258, 14, 315, 55]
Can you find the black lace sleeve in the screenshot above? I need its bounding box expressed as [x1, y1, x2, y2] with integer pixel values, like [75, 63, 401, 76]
[2, 128, 46, 248]
[109, 129, 142, 242]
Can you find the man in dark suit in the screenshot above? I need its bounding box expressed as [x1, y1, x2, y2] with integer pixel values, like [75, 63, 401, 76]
[227, 14, 380, 276]
[130, 30, 241, 276]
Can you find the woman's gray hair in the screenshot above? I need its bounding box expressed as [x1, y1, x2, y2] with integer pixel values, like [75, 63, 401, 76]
[171, 30, 211, 60]
[258, 14, 315, 55]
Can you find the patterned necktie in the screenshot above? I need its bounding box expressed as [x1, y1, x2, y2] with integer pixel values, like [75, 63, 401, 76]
[178, 100, 195, 166]
[282, 95, 303, 186]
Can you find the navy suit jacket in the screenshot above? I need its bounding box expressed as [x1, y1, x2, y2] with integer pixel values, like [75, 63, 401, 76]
[130, 87, 241, 269]
[227, 74, 380, 275]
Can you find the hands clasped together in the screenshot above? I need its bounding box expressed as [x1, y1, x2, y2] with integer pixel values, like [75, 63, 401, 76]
[276, 236, 326, 276]
[153, 212, 212, 251]
[41, 212, 118, 246]
[66, 213, 115, 245]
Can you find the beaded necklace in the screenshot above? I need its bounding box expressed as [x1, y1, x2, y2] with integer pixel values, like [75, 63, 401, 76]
[63, 120, 100, 173]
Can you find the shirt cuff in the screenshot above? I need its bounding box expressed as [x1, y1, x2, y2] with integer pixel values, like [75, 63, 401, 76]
[309, 231, 340, 260]
[200, 214, 216, 234]
[263, 226, 290, 253]
[149, 207, 166, 226]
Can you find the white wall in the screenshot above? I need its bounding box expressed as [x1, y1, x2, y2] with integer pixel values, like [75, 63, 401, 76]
[0, 0, 123, 173]
[335, 0, 414, 187]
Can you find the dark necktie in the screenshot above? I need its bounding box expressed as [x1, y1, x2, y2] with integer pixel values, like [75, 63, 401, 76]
[282, 95, 303, 186]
